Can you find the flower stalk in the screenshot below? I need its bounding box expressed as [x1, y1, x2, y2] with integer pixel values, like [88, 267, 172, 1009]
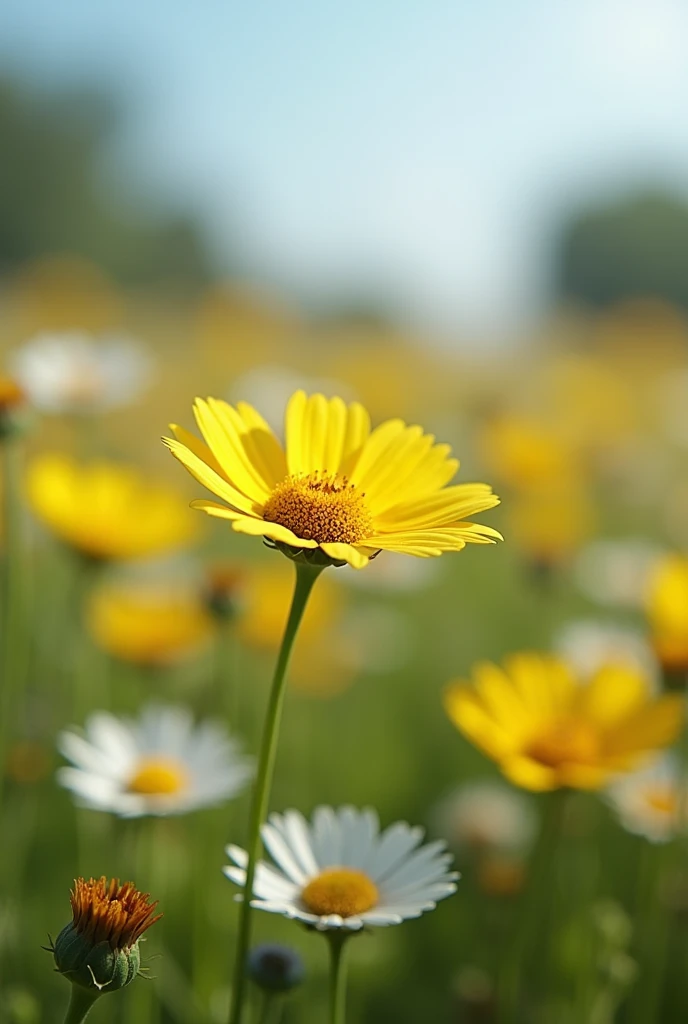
[228, 561, 324, 1024]
[0, 436, 29, 795]
[498, 789, 567, 1021]
[328, 933, 350, 1024]
[62, 986, 101, 1024]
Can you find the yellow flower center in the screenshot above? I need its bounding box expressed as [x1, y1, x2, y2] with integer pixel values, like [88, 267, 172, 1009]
[263, 473, 373, 545]
[127, 757, 189, 795]
[301, 867, 379, 918]
[527, 719, 600, 768]
[645, 785, 677, 816]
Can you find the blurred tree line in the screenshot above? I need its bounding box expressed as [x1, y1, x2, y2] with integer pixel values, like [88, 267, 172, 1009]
[555, 190, 688, 313]
[0, 76, 213, 285]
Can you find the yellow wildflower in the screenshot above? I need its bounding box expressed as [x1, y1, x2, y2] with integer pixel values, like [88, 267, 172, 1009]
[87, 583, 214, 666]
[164, 390, 500, 569]
[646, 554, 688, 673]
[27, 454, 197, 561]
[444, 653, 683, 792]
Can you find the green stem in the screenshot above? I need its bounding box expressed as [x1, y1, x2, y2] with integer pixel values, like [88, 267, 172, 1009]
[62, 986, 100, 1024]
[328, 933, 349, 1024]
[0, 438, 29, 796]
[257, 991, 283, 1024]
[628, 839, 672, 1024]
[630, 696, 688, 1024]
[228, 561, 324, 1024]
[497, 789, 567, 1022]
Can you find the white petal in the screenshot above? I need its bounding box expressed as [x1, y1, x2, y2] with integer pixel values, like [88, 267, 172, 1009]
[311, 806, 341, 867]
[261, 822, 308, 883]
[280, 811, 319, 876]
[379, 841, 451, 888]
[365, 823, 424, 879]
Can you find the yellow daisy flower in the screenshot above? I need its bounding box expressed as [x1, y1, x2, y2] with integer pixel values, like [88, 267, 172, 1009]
[26, 453, 197, 561]
[163, 391, 500, 569]
[444, 653, 684, 792]
[87, 583, 215, 666]
[646, 554, 688, 674]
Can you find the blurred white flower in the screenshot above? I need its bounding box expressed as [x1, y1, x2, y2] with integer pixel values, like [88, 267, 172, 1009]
[57, 704, 252, 817]
[574, 538, 665, 609]
[554, 619, 659, 687]
[607, 755, 684, 843]
[342, 551, 442, 592]
[432, 780, 537, 854]
[11, 331, 153, 414]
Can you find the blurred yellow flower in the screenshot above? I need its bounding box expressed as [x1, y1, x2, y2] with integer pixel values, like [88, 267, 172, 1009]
[507, 484, 595, 568]
[164, 390, 500, 569]
[444, 653, 683, 792]
[646, 554, 688, 673]
[87, 583, 215, 666]
[26, 454, 197, 561]
[478, 413, 580, 491]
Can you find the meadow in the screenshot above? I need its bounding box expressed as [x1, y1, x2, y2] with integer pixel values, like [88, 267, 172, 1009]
[2, 262, 688, 1023]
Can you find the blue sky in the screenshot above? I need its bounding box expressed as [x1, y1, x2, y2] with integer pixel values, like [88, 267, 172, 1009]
[2, 0, 688, 340]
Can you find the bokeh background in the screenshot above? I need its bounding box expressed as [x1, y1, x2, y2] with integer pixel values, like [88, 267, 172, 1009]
[3, 1, 688, 1022]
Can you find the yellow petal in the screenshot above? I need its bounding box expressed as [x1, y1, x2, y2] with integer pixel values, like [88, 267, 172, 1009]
[230, 516, 319, 548]
[359, 425, 429, 510]
[378, 485, 500, 530]
[504, 653, 577, 719]
[348, 418, 406, 489]
[189, 500, 246, 521]
[205, 398, 275, 500]
[284, 393, 370, 478]
[603, 695, 685, 758]
[320, 543, 370, 569]
[339, 401, 371, 476]
[285, 390, 308, 475]
[236, 401, 288, 486]
[501, 756, 560, 791]
[576, 664, 651, 727]
[444, 683, 520, 759]
[471, 661, 536, 738]
[163, 438, 258, 515]
[367, 441, 459, 512]
[192, 398, 270, 503]
[169, 424, 227, 479]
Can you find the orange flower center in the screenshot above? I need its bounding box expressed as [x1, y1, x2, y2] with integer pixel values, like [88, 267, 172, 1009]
[127, 757, 188, 795]
[301, 867, 379, 918]
[0, 376, 25, 411]
[645, 785, 677, 816]
[527, 719, 600, 768]
[263, 473, 373, 545]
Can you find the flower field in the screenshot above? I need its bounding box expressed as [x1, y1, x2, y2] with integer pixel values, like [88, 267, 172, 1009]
[2, 271, 688, 1024]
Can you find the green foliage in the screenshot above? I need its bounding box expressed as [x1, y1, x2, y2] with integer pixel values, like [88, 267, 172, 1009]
[554, 190, 688, 312]
[0, 77, 212, 284]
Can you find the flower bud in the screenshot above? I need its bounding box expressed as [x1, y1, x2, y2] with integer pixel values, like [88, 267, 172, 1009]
[52, 877, 161, 994]
[247, 943, 305, 993]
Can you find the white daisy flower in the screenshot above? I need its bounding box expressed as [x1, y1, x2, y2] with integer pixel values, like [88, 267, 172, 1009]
[573, 538, 665, 609]
[57, 704, 252, 817]
[607, 755, 685, 844]
[341, 550, 442, 592]
[432, 780, 537, 855]
[224, 805, 458, 931]
[554, 619, 660, 688]
[11, 331, 153, 414]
